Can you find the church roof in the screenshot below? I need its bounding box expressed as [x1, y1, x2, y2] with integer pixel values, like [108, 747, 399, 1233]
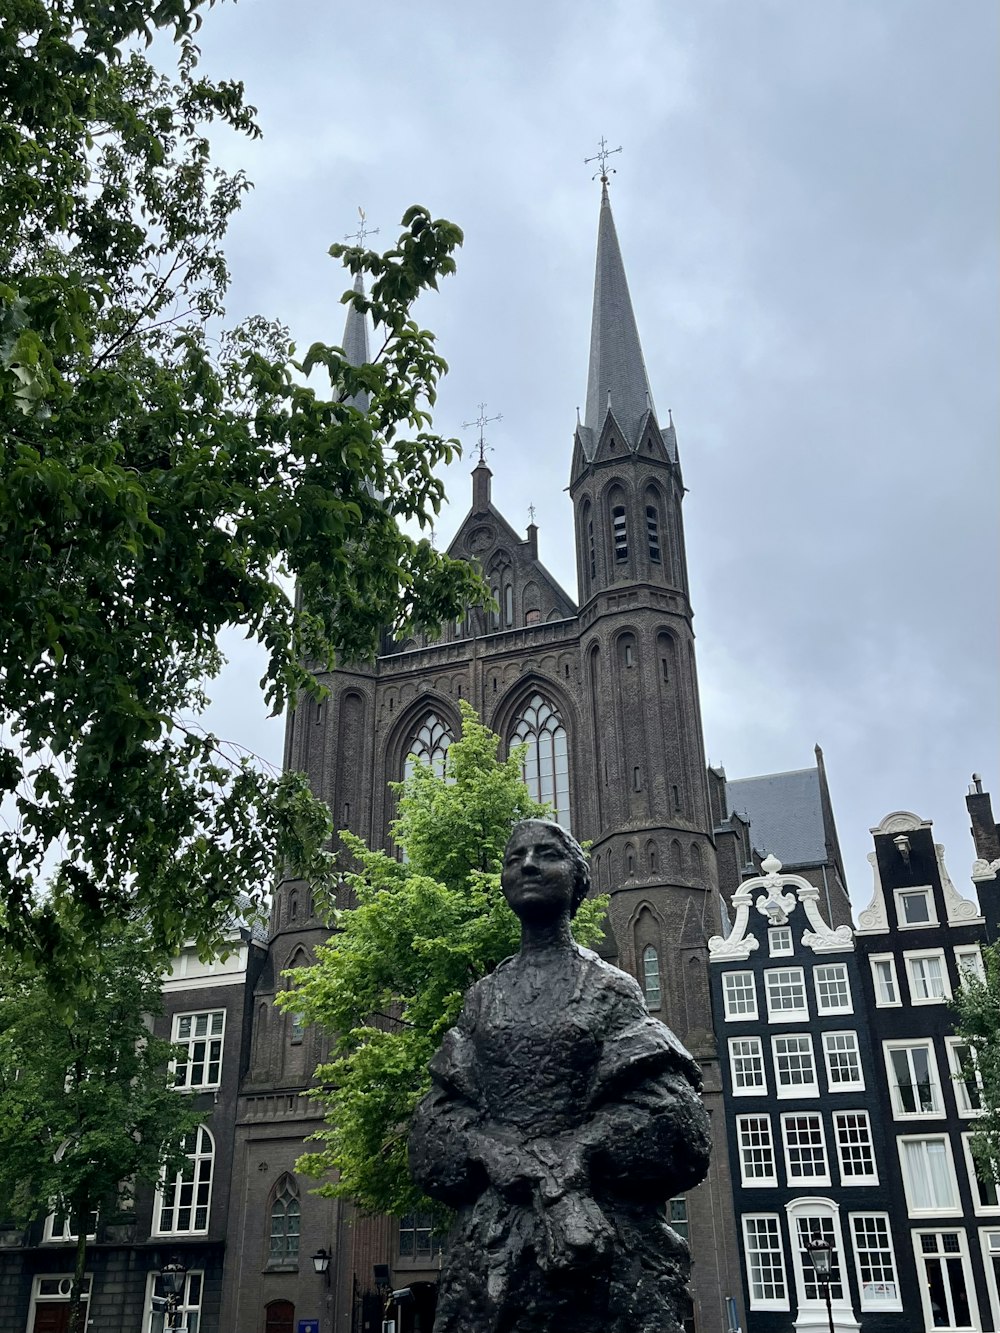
[583, 181, 658, 454]
[726, 766, 829, 866]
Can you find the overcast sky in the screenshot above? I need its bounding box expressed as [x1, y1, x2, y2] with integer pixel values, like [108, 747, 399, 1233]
[192, 0, 998, 912]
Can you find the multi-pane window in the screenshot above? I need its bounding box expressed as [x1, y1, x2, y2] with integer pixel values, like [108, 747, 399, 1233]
[765, 968, 808, 1020]
[914, 1231, 976, 1330]
[612, 505, 628, 561]
[895, 886, 936, 927]
[172, 1011, 225, 1090]
[156, 1126, 214, 1234]
[737, 1116, 776, 1186]
[768, 927, 793, 957]
[143, 1271, 203, 1333]
[729, 1037, 766, 1095]
[398, 1212, 441, 1262]
[955, 945, 986, 984]
[511, 694, 571, 830]
[642, 946, 661, 1009]
[982, 1231, 1000, 1330]
[793, 1215, 844, 1302]
[822, 1031, 864, 1091]
[962, 1134, 1000, 1213]
[899, 1137, 960, 1215]
[781, 1114, 829, 1184]
[668, 1196, 688, 1241]
[870, 954, 900, 1006]
[722, 971, 758, 1021]
[404, 712, 453, 780]
[646, 506, 661, 562]
[833, 1112, 878, 1184]
[742, 1215, 787, 1308]
[268, 1179, 300, 1266]
[906, 950, 951, 1004]
[772, 1034, 818, 1097]
[947, 1039, 983, 1115]
[850, 1215, 900, 1309]
[814, 963, 852, 1013]
[885, 1042, 942, 1117]
[44, 1207, 98, 1242]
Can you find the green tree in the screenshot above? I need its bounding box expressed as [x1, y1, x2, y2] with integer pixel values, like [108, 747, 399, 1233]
[1, 1, 485, 981]
[283, 701, 608, 1218]
[950, 945, 1000, 1166]
[0, 918, 206, 1333]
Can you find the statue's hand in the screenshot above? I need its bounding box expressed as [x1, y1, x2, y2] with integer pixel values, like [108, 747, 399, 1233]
[474, 1133, 542, 1202]
[539, 1191, 614, 1273]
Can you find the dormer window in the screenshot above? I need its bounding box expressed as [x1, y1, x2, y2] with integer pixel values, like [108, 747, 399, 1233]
[612, 506, 628, 561]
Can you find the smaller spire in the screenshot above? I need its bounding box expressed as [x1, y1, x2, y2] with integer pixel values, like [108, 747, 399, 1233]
[340, 271, 370, 413]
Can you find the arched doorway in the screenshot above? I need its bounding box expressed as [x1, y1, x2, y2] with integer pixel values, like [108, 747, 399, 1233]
[264, 1299, 295, 1333]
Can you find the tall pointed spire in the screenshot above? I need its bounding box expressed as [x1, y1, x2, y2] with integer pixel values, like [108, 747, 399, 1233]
[583, 182, 657, 451]
[341, 272, 370, 413]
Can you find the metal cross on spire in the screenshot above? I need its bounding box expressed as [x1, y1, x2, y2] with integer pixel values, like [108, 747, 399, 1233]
[527, 504, 536, 524]
[345, 206, 379, 246]
[463, 402, 503, 465]
[585, 136, 622, 182]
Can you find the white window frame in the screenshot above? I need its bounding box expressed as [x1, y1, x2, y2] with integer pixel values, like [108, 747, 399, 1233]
[832, 1111, 878, 1185]
[894, 884, 938, 929]
[28, 1276, 92, 1330]
[813, 962, 853, 1014]
[768, 926, 793, 957]
[171, 1009, 226, 1091]
[142, 1268, 204, 1333]
[911, 1229, 980, 1331]
[764, 967, 808, 1021]
[741, 1214, 789, 1311]
[849, 1212, 902, 1311]
[822, 1030, 865, 1092]
[962, 1132, 1000, 1216]
[729, 1036, 767, 1096]
[722, 970, 758, 1021]
[153, 1124, 214, 1236]
[946, 1037, 984, 1117]
[43, 1207, 98, 1243]
[785, 1200, 851, 1314]
[955, 945, 986, 984]
[905, 949, 952, 1005]
[772, 1033, 818, 1098]
[780, 1112, 830, 1186]
[869, 953, 901, 1007]
[884, 1039, 944, 1119]
[736, 1115, 777, 1187]
[898, 1135, 961, 1217]
[979, 1228, 1000, 1331]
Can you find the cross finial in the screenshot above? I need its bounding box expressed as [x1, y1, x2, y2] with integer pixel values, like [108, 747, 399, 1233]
[585, 136, 622, 183]
[463, 401, 503, 465]
[528, 504, 536, 524]
[345, 206, 379, 246]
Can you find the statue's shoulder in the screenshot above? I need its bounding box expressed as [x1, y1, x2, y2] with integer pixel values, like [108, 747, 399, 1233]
[572, 945, 647, 1003]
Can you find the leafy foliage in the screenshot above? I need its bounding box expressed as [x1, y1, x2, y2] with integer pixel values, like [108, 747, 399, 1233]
[950, 945, 1000, 1166]
[283, 701, 608, 1217]
[1, 1, 486, 981]
[0, 914, 205, 1332]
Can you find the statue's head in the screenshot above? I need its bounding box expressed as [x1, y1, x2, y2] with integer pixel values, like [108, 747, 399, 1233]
[501, 819, 591, 920]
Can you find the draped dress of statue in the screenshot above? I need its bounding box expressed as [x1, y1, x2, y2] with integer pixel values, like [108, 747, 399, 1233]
[409, 820, 711, 1333]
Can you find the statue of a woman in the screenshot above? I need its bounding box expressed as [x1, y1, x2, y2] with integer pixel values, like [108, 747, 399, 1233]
[409, 819, 710, 1333]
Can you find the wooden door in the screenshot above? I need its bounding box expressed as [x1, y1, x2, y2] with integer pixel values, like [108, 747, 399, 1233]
[33, 1305, 71, 1333]
[264, 1299, 295, 1333]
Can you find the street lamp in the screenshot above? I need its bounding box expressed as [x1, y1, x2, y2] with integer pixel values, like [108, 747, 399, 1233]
[804, 1234, 835, 1333]
[159, 1256, 187, 1330]
[312, 1248, 331, 1287]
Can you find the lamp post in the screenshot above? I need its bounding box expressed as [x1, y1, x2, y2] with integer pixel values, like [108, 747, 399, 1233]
[159, 1256, 187, 1331]
[804, 1234, 835, 1333]
[312, 1247, 331, 1287]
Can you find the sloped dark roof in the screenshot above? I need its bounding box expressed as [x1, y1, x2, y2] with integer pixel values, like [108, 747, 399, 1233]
[726, 766, 828, 866]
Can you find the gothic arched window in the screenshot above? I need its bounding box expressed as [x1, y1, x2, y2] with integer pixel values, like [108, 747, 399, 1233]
[642, 945, 662, 1009]
[404, 712, 453, 780]
[268, 1177, 300, 1267]
[511, 694, 571, 829]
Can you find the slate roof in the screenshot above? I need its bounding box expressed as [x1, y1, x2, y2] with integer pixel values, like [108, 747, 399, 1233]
[583, 181, 658, 452]
[726, 766, 829, 866]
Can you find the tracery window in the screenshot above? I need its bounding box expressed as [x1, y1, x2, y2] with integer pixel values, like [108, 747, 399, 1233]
[510, 694, 570, 829]
[404, 712, 453, 780]
[268, 1177, 300, 1267]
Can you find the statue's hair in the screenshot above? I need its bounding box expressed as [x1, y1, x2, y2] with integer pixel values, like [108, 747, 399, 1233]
[506, 818, 591, 917]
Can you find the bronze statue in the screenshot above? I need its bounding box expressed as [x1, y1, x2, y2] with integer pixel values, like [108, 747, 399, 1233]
[409, 819, 710, 1333]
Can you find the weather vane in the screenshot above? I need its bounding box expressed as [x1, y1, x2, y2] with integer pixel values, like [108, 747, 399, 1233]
[585, 136, 622, 182]
[463, 402, 503, 465]
[528, 504, 536, 524]
[345, 206, 379, 246]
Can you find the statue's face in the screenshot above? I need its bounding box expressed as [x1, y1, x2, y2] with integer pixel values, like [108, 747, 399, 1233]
[501, 822, 576, 922]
